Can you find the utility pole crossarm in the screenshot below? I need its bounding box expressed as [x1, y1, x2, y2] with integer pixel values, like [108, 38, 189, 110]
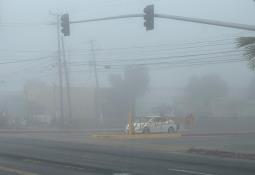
[155, 13, 255, 31]
[70, 14, 143, 24]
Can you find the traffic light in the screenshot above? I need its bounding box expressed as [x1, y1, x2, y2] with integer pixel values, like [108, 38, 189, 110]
[144, 5, 154, 31]
[61, 13, 70, 36]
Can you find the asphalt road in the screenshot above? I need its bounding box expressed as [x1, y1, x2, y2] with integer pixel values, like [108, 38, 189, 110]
[0, 133, 254, 175]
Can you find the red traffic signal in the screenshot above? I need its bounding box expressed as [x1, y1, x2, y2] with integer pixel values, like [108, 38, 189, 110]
[144, 5, 154, 31]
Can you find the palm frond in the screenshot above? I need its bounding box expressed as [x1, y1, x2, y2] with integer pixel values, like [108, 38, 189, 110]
[248, 58, 255, 70]
[236, 37, 255, 48]
[243, 45, 255, 60]
[236, 37, 255, 71]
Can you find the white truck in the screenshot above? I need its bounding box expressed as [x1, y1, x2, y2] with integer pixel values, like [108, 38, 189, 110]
[126, 115, 178, 134]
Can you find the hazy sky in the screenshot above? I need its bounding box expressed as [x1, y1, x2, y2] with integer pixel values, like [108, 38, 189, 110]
[1, 0, 255, 90]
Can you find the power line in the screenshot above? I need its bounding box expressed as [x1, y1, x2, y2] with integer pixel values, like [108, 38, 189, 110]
[68, 39, 236, 55]
[69, 49, 243, 66]
[0, 38, 235, 55]
[93, 38, 236, 52]
[0, 55, 52, 65]
[1, 63, 55, 79]
[69, 59, 245, 74]
[4, 55, 244, 78]
[68, 43, 236, 59]
[102, 58, 244, 69]
[68, 42, 239, 62]
[149, 59, 245, 71]
[0, 50, 56, 54]
[69, 56, 245, 70]
[0, 22, 53, 27]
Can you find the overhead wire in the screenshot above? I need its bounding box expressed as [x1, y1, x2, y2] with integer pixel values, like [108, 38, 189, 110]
[0, 36, 246, 80]
[68, 39, 236, 56]
[0, 39, 234, 56]
[69, 46, 241, 63]
[67, 40, 239, 64]
[0, 55, 56, 81]
[0, 22, 53, 27]
[69, 56, 244, 71]
[69, 49, 243, 66]
[0, 55, 53, 65]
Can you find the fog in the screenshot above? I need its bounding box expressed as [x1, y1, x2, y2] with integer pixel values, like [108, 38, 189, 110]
[1, 2, 255, 174]
[0, 0, 255, 132]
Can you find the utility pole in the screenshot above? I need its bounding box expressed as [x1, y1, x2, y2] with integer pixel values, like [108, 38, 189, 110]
[23, 85, 31, 126]
[90, 40, 100, 119]
[51, 82, 57, 124]
[61, 36, 73, 123]
[55, 14, 64, 125]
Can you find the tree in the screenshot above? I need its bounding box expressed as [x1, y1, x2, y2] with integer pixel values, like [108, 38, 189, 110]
[108, 66, 150, 119]
[124, 66, 150, 99]
[187, 74, 228, 101]
[236, 37, 255, 70]
[186, 74, 228, 117]
[248, 76, 255, 99]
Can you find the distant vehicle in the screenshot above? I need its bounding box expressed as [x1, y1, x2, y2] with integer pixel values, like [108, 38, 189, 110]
[126, 115, 178, 134]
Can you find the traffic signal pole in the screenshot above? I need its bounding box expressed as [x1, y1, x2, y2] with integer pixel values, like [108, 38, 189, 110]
[61, 36, 73, 124]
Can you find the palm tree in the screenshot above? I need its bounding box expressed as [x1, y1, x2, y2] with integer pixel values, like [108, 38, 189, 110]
[236, 37, 255, 70]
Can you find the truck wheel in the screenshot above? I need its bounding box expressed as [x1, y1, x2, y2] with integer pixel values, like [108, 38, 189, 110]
[168, 127, 175, 133]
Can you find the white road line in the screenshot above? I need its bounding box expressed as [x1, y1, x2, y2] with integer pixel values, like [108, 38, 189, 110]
[168, 168, 216, 175]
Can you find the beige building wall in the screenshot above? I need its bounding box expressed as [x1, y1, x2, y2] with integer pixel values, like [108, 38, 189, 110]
[24, 84, 96, 120]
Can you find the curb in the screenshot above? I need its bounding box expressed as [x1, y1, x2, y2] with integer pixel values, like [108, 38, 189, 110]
[188, 148, 255, 160]
[91, 133, 181, 140]
[181, 131, 255, 137]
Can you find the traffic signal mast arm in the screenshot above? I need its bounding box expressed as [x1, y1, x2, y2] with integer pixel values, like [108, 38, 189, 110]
[155, 13, 255, 31]
[70, 14, 143, 24]
[59, 5, 255, 37]
[69, 5, 255, 32]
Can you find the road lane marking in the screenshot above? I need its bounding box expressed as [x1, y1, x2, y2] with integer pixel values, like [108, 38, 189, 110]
[63, 165, 84, 170]
[0, 166, 40, 175]
[168, 168, 216, 175]
[23, 159, 41, 164]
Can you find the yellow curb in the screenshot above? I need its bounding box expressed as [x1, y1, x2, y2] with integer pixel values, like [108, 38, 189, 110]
[91, 133, 181, 140]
